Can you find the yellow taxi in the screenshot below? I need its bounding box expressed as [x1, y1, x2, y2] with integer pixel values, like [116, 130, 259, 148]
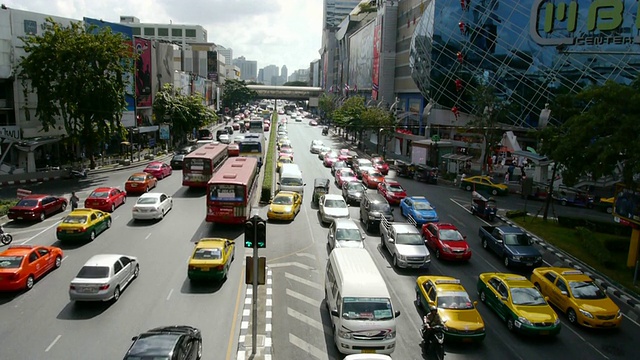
[267, 191, 302, 221]
[460, 175, 509, 196]
[477, 273, 561, 336]
[187, 238, 235, 282]
[277, 155, 294, 173]
[415, 276, 485, 342]
[531, 267, 621, 328]
[56, 208, 112, 242]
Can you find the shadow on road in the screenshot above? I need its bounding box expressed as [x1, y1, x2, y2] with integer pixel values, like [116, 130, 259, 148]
[179, 277, 225, 295]
[172, 187, 206, 199]
[57, 301, 111, 320]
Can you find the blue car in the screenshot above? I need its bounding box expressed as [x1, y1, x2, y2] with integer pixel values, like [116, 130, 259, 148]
[400, 196, 439, 226]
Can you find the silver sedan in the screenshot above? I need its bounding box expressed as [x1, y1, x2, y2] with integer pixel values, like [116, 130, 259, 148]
[69, 254, 139, 302]
[132, 192, 173, 220]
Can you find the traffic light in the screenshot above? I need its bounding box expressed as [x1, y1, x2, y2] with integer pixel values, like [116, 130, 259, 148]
[244, 220, 255, 248]
[256, 218, 266, 248]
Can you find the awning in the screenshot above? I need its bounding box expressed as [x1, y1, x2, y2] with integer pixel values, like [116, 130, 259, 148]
[442, 154, 473, 161]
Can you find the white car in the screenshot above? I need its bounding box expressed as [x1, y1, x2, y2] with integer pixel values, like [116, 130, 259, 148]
[132, 193, 173, 220]
[219, 134, 231, 144]
[310, 140, 324, 153]
[319, 194, 350, 225]
[69, 254, 139, 302]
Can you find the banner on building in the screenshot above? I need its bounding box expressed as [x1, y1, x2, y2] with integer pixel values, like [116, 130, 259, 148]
[135, 38, 152, 107]
[159, 124, 170, 140]
[372, 16, 383, 100]
[207, 51, 218, 81]
[153, 43, 175, 99]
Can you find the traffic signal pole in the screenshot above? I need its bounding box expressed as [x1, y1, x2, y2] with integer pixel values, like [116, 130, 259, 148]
[251, 216, 259, 356]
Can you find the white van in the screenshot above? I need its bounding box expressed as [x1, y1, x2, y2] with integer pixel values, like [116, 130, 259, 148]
[325, 248, 400, 355]
[278, 164, 305, 194]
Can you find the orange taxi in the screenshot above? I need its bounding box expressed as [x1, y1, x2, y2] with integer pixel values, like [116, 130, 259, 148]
[362, 169, 385, 189]
[0, 245, 64, 291]
[125, 172, 158, 194]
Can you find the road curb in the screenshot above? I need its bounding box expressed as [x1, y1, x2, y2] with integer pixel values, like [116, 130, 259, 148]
[0, 176, 62, 186]
[497, 213, 640, 314]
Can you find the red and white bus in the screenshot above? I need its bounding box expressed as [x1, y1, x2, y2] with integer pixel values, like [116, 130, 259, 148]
[182, 143, 228, 188]
[206, 157, 259, 224]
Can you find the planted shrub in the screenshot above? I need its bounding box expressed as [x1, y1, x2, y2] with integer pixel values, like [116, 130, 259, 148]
[505, 210, 527, 218]
[575, 226, 615, 268]
[260, 114, 278, 203]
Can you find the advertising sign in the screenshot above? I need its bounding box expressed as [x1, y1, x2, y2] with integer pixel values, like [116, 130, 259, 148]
[372, 16, 382, 100]
[159, 125, 170, 140]
[614, 183, 640, 227]
[135, 38, 152, 107]
[348, 21, 374, 90]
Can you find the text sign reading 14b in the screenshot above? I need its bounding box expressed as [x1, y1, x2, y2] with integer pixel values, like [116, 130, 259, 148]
[530, 0, 640, 46]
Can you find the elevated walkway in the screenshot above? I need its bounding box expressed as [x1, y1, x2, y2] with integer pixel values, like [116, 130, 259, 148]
[247, 85, 322, 100]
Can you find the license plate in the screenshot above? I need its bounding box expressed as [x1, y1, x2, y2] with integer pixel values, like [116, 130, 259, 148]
[539, 331, 549, 335]
[456, 255, 463, 259]
[132, 184, 137, 187]
[17, 217, 23, 220]
[201, 268, 209, 272]
[603, 322, 613, 326]
[67, 230, 74, 233]
[362, 350, 375, 354]
[80, 287, 94, 293]
[463, 338, 473, 343]
[526, 263, 533, 266]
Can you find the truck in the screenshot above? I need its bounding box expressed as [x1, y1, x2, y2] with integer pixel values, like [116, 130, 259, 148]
[379, 216, 430, 269]
[478, 226, 543, 268]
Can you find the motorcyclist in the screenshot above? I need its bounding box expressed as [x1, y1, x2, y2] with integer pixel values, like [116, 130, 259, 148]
[423, 305, 444, 345]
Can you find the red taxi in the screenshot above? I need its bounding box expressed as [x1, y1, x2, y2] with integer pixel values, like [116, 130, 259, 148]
[323, 152, 339, 167]
[143, 161, 172, 180]
[335, 168, 357, 188]
[7, 194, 68, 222]
[0, 245, 63, 291]
[377, 180, 407, 205]
[422, 223, 472, 261]
[84, 187, 127, 212]
[371, 157, 389, 175]
[362, 169, 385, 189]
[125, 172, 158, 194]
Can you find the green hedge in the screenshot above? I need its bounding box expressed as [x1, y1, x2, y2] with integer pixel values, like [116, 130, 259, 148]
[505, 210, 527, 219]
[557, 216, 632, 236]
[0, 199, 18, 217]
[575, 227, 617, 269]
[260, 113, 278, 203]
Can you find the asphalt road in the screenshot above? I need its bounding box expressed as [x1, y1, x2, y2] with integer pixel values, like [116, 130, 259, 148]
[264, 117, 640, 360]
[0, 156, 246, 360]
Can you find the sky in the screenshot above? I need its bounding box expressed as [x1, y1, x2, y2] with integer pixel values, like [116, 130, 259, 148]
[4, 0, 324, 74]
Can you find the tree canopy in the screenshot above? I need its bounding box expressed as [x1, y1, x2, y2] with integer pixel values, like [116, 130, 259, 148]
[17, 18, 135, 168]
[539, 80, 640, 188]
[153, 83, 217, 142]
[222, 79, 257, 114]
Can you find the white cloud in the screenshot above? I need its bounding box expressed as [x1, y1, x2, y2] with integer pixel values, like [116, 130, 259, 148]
[4, 0, 323, 73]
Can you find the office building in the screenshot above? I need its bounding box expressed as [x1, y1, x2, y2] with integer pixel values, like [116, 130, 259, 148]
[234, 56, 258, 82]
[262, 65, 280, 86]
[120, 16, 207, 47]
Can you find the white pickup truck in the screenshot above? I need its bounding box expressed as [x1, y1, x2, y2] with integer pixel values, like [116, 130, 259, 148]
[379, 216, 430, 269]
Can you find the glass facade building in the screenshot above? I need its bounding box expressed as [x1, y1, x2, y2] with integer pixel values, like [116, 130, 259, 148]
[409, 0, 640, 129]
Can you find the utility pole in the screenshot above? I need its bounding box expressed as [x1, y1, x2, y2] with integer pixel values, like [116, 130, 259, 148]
[244, 214, 266, 355]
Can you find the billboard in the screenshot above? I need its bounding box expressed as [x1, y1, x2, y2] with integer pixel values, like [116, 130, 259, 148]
[152, 42, 175, 98]
[134, 38, 152, 107]
[207, 51, 218, 81]
[614, 183, 640, 227]
[372, 16, 382, 100]
[348, 21, 374, 90]
[83, 17, 135, 127]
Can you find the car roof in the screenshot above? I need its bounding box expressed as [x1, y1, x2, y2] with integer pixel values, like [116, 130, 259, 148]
[139, 193, 164, 199]
[324, 194, 345, 200]
[408, 196, 429, 202]
[68, 209, 101, 215]
[92, 187, 116, 192]
[83, 254, 129, 266]
[195, 238, 231, 249]
[275, 191, 297, 198]
[129, 172, 149, 176]
[20, 194, 49, 200]
[384, 180, 401, 185]
[418, 276, 466, 292]
[128, 333, 181, 356]
[366, 193, 388, 202]
[492, 273, 532, 288]
[333, 219, 359, 229]
[539, 267, 592, 281]
[1, 245, 44, 256]
[431, 223, 457, 230]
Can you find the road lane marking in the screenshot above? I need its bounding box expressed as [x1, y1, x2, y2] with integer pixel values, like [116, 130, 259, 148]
[62, 256, 68, 262]
[289, 333, 327, 359]
[21, 220, 62, 245]
[286, 288, 322, 307]
[287, 308, 332, 334]
[145, 233, 151, 240]
[561, 320, 609, 359]
[296, 252, 316, 260]
[114, 215, 120, 220]
[226, 262, 245, 360]
[166, 289, 173, 301]
[45, 335, 61, 352]
[284, 273, 323, 291]
[269, 262, 314, 270]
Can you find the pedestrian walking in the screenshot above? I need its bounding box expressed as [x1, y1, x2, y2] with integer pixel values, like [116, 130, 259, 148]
[70, 192, 79, 211]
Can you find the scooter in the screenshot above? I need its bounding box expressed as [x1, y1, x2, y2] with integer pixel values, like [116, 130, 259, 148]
[68, 168, 88, 179]
[421, 318, 446, 360]
[0, 226, 13, 245]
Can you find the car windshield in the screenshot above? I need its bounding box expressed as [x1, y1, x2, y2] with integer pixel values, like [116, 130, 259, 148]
[339, 170, 355, 177]
[439, 229, 464, 241]
[280, 178, 303, 186]
[347, 183, 364, 191]
[63, 216, 88, 224]
[89, 191, 109, 198]
[146, 165, 160, 170]
[396, 234, 424, 245]
[193, 248, 222, 260]
[368, 172, 383, 178]
[503, 234, 530, 246]
[273, 196, 293, 205]
[76, 266, 110, 279]
[371, 203, 391, 212]
[0, 256, 23, 268]
[510, 287, 547, 305]
[341, 297, 393, 321]
[326, 153, 338, 159]
[569, 281, 607, 300]
[358, 160, 372, 167]
[333, 162, 346, 169]
[388, 184, 404, 192]
[325, 199, 347, 208]
[414, 202, 433, 210]
[280, 148, 293, 154]
[128, 175, 145, 182]
[137, 197, 159, 205]
[437, 291, 474, 309]
[279, 158, 292, 164]
[336, 228, 362, 241]
[16, 199, 38, 207]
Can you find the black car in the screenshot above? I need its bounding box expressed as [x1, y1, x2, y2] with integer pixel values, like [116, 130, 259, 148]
[342, 180, 366, 205]
[124, 325, 202, 360]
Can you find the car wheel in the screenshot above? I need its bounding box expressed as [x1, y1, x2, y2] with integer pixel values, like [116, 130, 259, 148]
[60, 203, 67, 211]
[197, 341, 203, 360]
[133, 264, 140, 278]
[110, 204, 115, 212]
[435, 249, 441, 259]
[482, 238, 488, 249]
[25, 275, 35, 290]
[146, 186, 150, 193]
[39, 212, 46, 221]
[415, 291, 421, 306]
[392, 254, 398, 267]
[507, 318, 515, 332]
[492, 189, 498, 196]
[89, 230, 96, 241]
[567, 308, 577, 324]
[561, 200, 568, 206]
[122, 196, 127, 204]
[504, 257, 510, 267]
[479, 290, 486, 303]
[606, 206, 613, 214]
[465, 185, 472, 191]
[159, 209, 165, 219]
[55, 255, 62, 268]
[106, 218, 112, 229]
[113, 286, 121, 302]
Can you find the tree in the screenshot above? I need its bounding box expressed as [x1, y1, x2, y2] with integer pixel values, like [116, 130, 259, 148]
[318, 93, 337, 122]
[222, 79, 258, 114]
[153, 84, 217, 143]
[333, 96, 366, 141]
[360, 106, 395, 154]
[283, 81, 308, 87]
[17, 18, 135, 168]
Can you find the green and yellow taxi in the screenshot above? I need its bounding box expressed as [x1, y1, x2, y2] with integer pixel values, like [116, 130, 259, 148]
[477, 273, 561, 336]
[267, 191, 302, 221]
[187, 238, 235, 282]
[56, 208, 112, 242]
[415, 276, 485, 342]
[531, 267, 622, 328]
[460, 175, 509, 196]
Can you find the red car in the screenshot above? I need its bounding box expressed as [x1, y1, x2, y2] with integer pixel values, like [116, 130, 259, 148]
[84, 187, 127, 212]
[422, 223, 472, 261]
[371, 157, 389, 175]
[143, 161, 172, 180]
[7, 194, 68, 222]
[323, 152, 339, 167]
[362, 169, 385, 189]
[279, 148, 294, 159]
[335, 168, 357, 188]
[0, 245, 64, 291]
[377, 180, 407, 205]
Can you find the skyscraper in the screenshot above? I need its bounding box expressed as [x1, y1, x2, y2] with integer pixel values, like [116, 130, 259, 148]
[281, 65, 288, 81]
[216, 45, 233, 67]
[262, 65, 280, 86]
[233, 56, 258, 82]
[320, 0, 361, 91]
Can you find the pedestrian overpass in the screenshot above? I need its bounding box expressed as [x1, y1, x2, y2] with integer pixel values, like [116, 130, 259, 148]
[247, 85, 323, 105]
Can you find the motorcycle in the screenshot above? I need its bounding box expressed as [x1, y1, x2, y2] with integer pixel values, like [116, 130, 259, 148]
[67, 168, 88, 179]
[421, 318, 446, 360]
[0, 226, 13, 245]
